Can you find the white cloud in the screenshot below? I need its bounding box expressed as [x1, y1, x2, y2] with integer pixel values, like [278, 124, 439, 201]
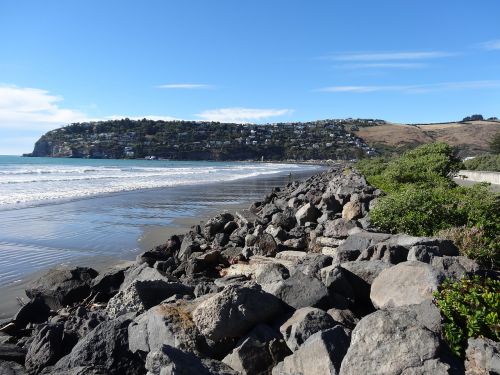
[478, 39, 500, 50]
[335, 62, 427, 69]
[157, 83, 214, 89]
[317, 80, 500, 94]
[0, 85, 91, 131]
[105, 115, 179, 121]
[325, 51, 454, 62]
[196, 108, 294, 123]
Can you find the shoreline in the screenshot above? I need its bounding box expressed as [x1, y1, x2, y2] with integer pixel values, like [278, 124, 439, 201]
[0, 167, 324, 319]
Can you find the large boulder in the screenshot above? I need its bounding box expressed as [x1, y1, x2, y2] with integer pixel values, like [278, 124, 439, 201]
[271, 208, 297, 231]
[465, 337, 500, 375]
[128, 299, 203, 355]
[14, 297, 51, 328]
[146, 344, 238, 375]
[106, 279, 193, 318]
[279, 307, 337, 351]
[222, 324, 290, 375]
[268, 270, 330, 309]
[295, 203, 321, 226]
[339, 307, 449, 375]
[357, 242, 409, 264]
[370, 261, 442, 309]
[0, 361, 27, 375]
[253, 233, 278, 257]
[323, 219, 359, 239]
[341, 201, 362, 221]
[191, 284, 283, 342]
[25, 323, 66, 374]
[273, 327, 351, 375]
[337, 232, 392, 253]
[204, 213, 234, 240]
[91, 262, 132, 300]
[51, 316, 143, 375]
[26, 267, 98, 310]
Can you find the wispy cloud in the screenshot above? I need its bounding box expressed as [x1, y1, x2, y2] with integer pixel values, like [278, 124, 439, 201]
[157, 83, 214, 89]
[196, 107, 293, 123]
[478, 39, 500, 50]
[0, 85, 92, 131]
[105, 115, 179, 121]
[335, 62, 428, 69]
[317, 80, 500, 94]
[325, 51, 455, 62]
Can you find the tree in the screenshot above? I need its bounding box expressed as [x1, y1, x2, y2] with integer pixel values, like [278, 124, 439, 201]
[490, 132, 500, 154]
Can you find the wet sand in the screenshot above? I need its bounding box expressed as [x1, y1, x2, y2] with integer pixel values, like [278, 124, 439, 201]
[0, 168, 323, 319]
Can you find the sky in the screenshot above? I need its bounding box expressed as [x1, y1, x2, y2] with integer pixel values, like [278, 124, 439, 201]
[1, 1, 499, 155]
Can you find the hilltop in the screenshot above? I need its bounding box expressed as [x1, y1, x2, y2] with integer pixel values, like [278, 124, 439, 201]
[351, 119, 500, 156]
[25, 119, 378, 161]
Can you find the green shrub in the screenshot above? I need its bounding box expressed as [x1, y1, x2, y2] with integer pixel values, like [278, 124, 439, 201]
[433, 276, 500, 358]
[464, 154, 500, 172]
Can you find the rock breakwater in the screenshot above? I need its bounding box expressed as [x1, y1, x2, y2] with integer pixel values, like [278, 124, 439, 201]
[0, 167, 497, 374]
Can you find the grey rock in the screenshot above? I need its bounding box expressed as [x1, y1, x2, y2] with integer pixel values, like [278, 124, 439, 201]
[273, 327, 351, 375]
[0, 361, 27, 375]
[295, 203, 321, 226]
[338, 232, 392, 253]
[357, 242, 409, 264]
[254, 233, 278, 257]
[339, 307, 445, 375]
[106, 279, 193, 318]
[52, 316, 143, 375]
[326, 308, 358, 329]
[282, 237, 307, 251]
[320, 265, 354, 298]
[25, 323, 65, 374]
[192, 284, 283, 342]
[342, 201, 362, 221]
[0, 344, 26, 365]
[91, 262, 132, 300]
[323, 219, 359, 238]
[25, 267, 98, 310]
[146, 344, 238, 375]
[14, 297, 51, 328]
[465, 337, 500, 375]
[370, 261, 442, 309]
[254, 263, 289, 285]
[294, 254, 332, 278]
[271, 208, 297, 231]
[204, 212, 234, 240]
[279, 307, 337, 351]
[431, 256, 479, 281]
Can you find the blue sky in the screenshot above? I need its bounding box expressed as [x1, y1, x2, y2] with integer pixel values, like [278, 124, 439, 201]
[1, 0, 499, 155]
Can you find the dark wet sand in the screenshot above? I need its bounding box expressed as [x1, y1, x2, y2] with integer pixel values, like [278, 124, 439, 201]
[0, 168, 323, 319]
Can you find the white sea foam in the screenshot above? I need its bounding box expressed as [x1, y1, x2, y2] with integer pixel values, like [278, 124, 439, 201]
[0, 159, 319, 208]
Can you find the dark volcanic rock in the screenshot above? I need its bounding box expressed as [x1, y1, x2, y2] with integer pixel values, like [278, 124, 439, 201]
[270, 270, 329, 309]
[0, 344, 26, 365]
[25, 323, 66, 374]
[52, 316, 143, 375]
[0, 361, 27, 375]
[26, 267, 98, 310]
[14, 297, 51, 328]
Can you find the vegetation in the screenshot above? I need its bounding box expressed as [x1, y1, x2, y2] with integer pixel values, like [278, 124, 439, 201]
[462, 114, 484, 122]
[464, 154, 500, 172]
[357, 143, 499, 269]
[490, 132, 500, 154]
[27, 118, 378, 161]
[433, 276, 499, 357]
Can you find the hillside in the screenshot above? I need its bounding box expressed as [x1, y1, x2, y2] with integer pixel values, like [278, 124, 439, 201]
[25, 118, 378, 161]
[352, 120, 500, 156]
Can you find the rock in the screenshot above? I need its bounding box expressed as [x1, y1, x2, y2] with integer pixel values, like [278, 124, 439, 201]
[0, 361, 27, 375]
[192, 284, 283, 342]
[14, 297, 51, 328]
[282, 237, 308, 251]
[323, 219, 359, 238]
[279, 307, 337, 351]
[370, 261, 442, 309]
[223, 221, 239, 235]
[91, 262, 132, 300]
[0, 344, 26, 365]
[235, 210, 263, 227]
[275, 251, 307, 262]
[339, 307, 447, 375]
[26, 267, 98, 310]
[337, 232, 392, 253]
[271, 208, 297, 231]
[265, 225, 288, 241]
[222, 324, 290, 375]
[294, 254, 333, 278]
[273, 327, 351, 375]
[204, 212, 234, 239]
[357, 242, 409, 264]
[465, 337, 500, 375]
[254, 263, 290, 285]
[52, 316, 143, 375]
[431, 256, 479, 281]
[146, 344, 238, 375]
[260, 203, 281, 220]
[320, 265, 354, 298]
[269, 270, 330, 309]
[128, 300, 203, 355]
[295, 203, 321, 226]
[120, 263, 174, 290]
[212, 233, 229, 248]
[253, 233, 278, 257]
[25, 323, 65, 373]
[342, 201, 362, 220]
[340, 260, 391, 311]
[106, 279, 193, 318]
[327, 308, 358, 329]
[177, 233, 202, 262]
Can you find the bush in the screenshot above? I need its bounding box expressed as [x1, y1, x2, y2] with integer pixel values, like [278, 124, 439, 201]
[433, 276, 500, 358]
[464, 154, 500, 172]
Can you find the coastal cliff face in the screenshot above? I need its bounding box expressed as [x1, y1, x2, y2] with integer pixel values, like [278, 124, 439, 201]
[24, 118, 379, 160]
[1, 168, 495, 374]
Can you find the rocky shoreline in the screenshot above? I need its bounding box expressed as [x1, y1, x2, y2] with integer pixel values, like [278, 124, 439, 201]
[0, 167, 498, 374]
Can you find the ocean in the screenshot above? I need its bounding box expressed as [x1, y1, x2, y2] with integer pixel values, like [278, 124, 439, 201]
[0, 156, 321, 317]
